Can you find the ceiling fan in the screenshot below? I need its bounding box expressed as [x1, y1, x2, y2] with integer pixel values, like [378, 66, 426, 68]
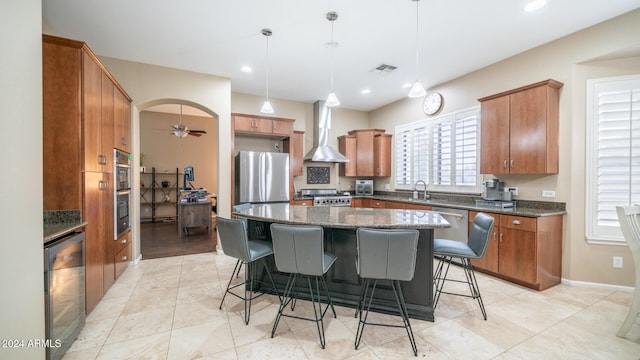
[169, 104, 207, 138]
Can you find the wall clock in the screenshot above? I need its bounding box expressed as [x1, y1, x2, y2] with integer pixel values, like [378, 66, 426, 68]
[423, 92, 443, 115]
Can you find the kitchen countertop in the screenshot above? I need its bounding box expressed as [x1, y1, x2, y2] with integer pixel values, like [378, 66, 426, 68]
[233, 203, 450, 229]
[44, 210, 87, 243]
[293, 192, 566, 217]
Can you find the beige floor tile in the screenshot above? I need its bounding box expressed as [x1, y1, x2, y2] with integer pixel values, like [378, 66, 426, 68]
[172, 295, 227, 329]
[453, 309, 535, 350]
[540, 283, 614, 308]
[105, 305, 175, 344]
[97, 332, 170, 360]
[228, 303, 289, 348]
[179, 268, 220, 288]
[194, 349, 238, 359]
[167, 318, 235, 360]
[294, 317, 368, 360]
[133, 274, 181, 294]
[416, 319, 505, 359]
[67, 316, 118, 351]
[121, 288, 178, 315]
[85, 295, 129, 322]
[61, 345, 101, 360]
[176, 283, 222, 304]
[235, 330, 309, 359]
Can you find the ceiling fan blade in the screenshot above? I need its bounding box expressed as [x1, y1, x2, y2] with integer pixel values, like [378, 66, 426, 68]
[189, 130, 207, 134]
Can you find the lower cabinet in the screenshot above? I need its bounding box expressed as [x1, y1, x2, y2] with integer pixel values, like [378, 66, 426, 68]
[469, 211, 563, 290]
[291, 199, 312, 206]
[115, 241, 131, 279]
[351, 198, 370, 208]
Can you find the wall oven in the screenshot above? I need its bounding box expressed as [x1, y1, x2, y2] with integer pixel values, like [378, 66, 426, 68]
[114, 150, 131, 238]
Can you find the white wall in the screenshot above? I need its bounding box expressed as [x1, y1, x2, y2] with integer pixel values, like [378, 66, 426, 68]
[0, 1, 45, 359]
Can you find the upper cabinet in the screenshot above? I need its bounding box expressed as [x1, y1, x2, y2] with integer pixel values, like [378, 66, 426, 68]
[338, 129, 392, 177]
[114, 90, 132, 152]
[233, 114, 294, 136]
[478, 79, 563, 175]
[283, 130, 305, 177]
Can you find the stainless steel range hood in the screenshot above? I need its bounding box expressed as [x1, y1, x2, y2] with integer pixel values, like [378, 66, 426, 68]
[303, 101, 349, 163]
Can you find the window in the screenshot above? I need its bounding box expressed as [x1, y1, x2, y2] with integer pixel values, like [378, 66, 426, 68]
[395, 107, 480, 192]
[586, 75, 640, 244]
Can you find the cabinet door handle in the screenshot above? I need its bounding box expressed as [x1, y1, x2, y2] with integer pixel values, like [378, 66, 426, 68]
[504, 160, 508, 169]
[493, 232, 497, 241]
[510, 160, 514, 168]
[121, 239, 127, 244]
[98, 180, 106, 191]
[122, 137, 127, 146]
[122, 255, 128, 261]
[512, 220, 521, 225]
[499, 233, 503, 243]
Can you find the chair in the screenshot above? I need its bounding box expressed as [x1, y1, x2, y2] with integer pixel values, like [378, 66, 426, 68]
[616, 205, 640, 339]
[217, 217, 280, 325]
[231, 203, 253, 278]
[433, 212, 494, 320]
[269, 223, 337, 349]
[354, 228, 420, 357]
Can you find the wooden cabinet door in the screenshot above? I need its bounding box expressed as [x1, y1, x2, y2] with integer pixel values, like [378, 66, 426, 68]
[338, 135, 357, 176]
[83, 54, 104, 172]
[101, 72, 114, 166]
[284, 131, 304, 177]
[384, 200, 406, 209]
[374, 134, 392, 176]
[354, 130, 375, 176]
[498, 226, 537, 284]
[83, 172, 113, 313]
[291, 199, 312, 206]
[370, 199, 386, 208]
[479, 95, 510, 174]
[115, 241, 131, 279]
[351, 198, 369, 208]
[114, 90, 131, 152]
[254, 118, 273, 133]
[233, 115, 256, 132]
[272, 119, 293, 135]
[404, 203, 432, 210]
[509, 85, 549, 174]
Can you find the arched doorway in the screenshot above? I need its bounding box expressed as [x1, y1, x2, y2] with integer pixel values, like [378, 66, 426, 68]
[137, 99, 219, 259]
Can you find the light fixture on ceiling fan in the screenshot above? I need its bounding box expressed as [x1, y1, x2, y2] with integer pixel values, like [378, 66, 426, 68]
[325, 11, 340, 107]
[170, 104, 207, 138]
[260, 28, 275, 114]
[408, 0, 426, 98]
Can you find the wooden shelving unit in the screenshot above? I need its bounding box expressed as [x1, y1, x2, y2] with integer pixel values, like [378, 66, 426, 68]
[140, 167, 181, 222]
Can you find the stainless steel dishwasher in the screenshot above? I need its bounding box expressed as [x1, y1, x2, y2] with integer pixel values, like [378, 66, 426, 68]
[432, 207, 469, 243]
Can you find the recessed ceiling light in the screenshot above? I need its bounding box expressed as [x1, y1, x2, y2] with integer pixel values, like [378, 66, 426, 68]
[240, 65, 252, 73]
[361, 89, 371, 95]
[524, 0, 546, 12]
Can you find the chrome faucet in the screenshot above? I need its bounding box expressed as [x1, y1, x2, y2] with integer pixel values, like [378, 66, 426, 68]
[413, 180, 430, 200]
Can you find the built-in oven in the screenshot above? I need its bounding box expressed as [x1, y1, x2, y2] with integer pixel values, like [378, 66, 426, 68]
[114, 150, 131, 238]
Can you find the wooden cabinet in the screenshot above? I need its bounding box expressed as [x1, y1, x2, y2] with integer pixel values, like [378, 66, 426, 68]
[233, 114, 294, 136]
[370, 199, 386, 208]
[479, 79, 563, 174]
[351, 198, 370, 208]
[43, 34, 131, 313]
[385, 200, 406, 209]
[114, 89, 132, 152]
[374, 134, 392, 177]
[338, 129, 392, 177]
[469, 210, 563, 290]
[284, 130, 304, 177]
[291, 199, 313, 206]
[338, 135, 357, 176]
[404, 203, 432, 211]
[115, 241, 132, 279]
[178, 201, 212, 237]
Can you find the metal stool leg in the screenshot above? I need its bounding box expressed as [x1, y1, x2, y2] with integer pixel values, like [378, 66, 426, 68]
[219, 259, 243, 309]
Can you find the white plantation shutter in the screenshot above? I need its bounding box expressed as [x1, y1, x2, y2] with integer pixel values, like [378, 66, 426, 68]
[394, 107, 480, 191]
[586, 75, 640, 243]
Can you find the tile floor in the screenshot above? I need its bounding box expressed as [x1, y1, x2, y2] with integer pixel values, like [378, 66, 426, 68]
[63, 252, 640, 359]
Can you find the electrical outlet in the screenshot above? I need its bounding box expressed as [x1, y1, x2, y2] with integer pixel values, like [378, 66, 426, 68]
[542, 190, 556, 198]
[613, 256, 623, 268]
[385, 183, 391, 190]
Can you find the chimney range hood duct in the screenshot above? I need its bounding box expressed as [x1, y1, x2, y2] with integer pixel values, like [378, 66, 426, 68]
[303, 101, 349, 163]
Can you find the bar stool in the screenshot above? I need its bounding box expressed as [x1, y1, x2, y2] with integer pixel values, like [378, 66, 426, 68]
[354, 228, 420, 357]
[217, 217, 280, 325]
[615, 205, 640, 339]
[269, 223, 337, 349]
[433, 212, 494, 320]
[230, 203, 253, 278]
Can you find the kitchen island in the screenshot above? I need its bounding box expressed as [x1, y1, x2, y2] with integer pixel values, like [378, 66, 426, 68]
[233, 203, 450, 321]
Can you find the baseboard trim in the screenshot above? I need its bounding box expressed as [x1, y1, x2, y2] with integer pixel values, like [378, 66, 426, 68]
[561, 278, 634, 293]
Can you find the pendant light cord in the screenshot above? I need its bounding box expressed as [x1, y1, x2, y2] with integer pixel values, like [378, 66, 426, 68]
[414, 0, 420, 81]
[330, 20, 335, 92]
[265, 33, 270, 100]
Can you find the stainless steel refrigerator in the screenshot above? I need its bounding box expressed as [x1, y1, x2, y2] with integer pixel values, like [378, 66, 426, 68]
[235, 151, 290, 204]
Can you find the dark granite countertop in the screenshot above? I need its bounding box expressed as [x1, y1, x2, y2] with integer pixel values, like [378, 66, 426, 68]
[44, 210, 87, 243]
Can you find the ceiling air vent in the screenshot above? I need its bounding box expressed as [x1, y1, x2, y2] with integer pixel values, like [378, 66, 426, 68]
[370, 63, 397, 75]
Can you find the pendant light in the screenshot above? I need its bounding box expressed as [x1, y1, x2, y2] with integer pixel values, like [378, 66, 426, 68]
[408, 0, 426, 98]
[260, 28, 275, 114]
[325, 11, 340, 107]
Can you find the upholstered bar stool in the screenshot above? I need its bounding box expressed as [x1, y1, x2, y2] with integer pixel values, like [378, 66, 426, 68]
[269, 223, 337, 349]
[231, 203, 253, 278]
[217, 217, 280, 325]
[433, 212, 494, 320]
[616, 205, 640, 339]
[354, 228, 420, 357]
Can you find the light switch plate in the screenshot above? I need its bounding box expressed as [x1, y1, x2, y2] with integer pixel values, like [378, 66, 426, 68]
[613, 256, 623, 268]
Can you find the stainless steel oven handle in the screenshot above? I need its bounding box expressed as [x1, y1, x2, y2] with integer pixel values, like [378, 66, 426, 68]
[437, 211, 464, 220]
